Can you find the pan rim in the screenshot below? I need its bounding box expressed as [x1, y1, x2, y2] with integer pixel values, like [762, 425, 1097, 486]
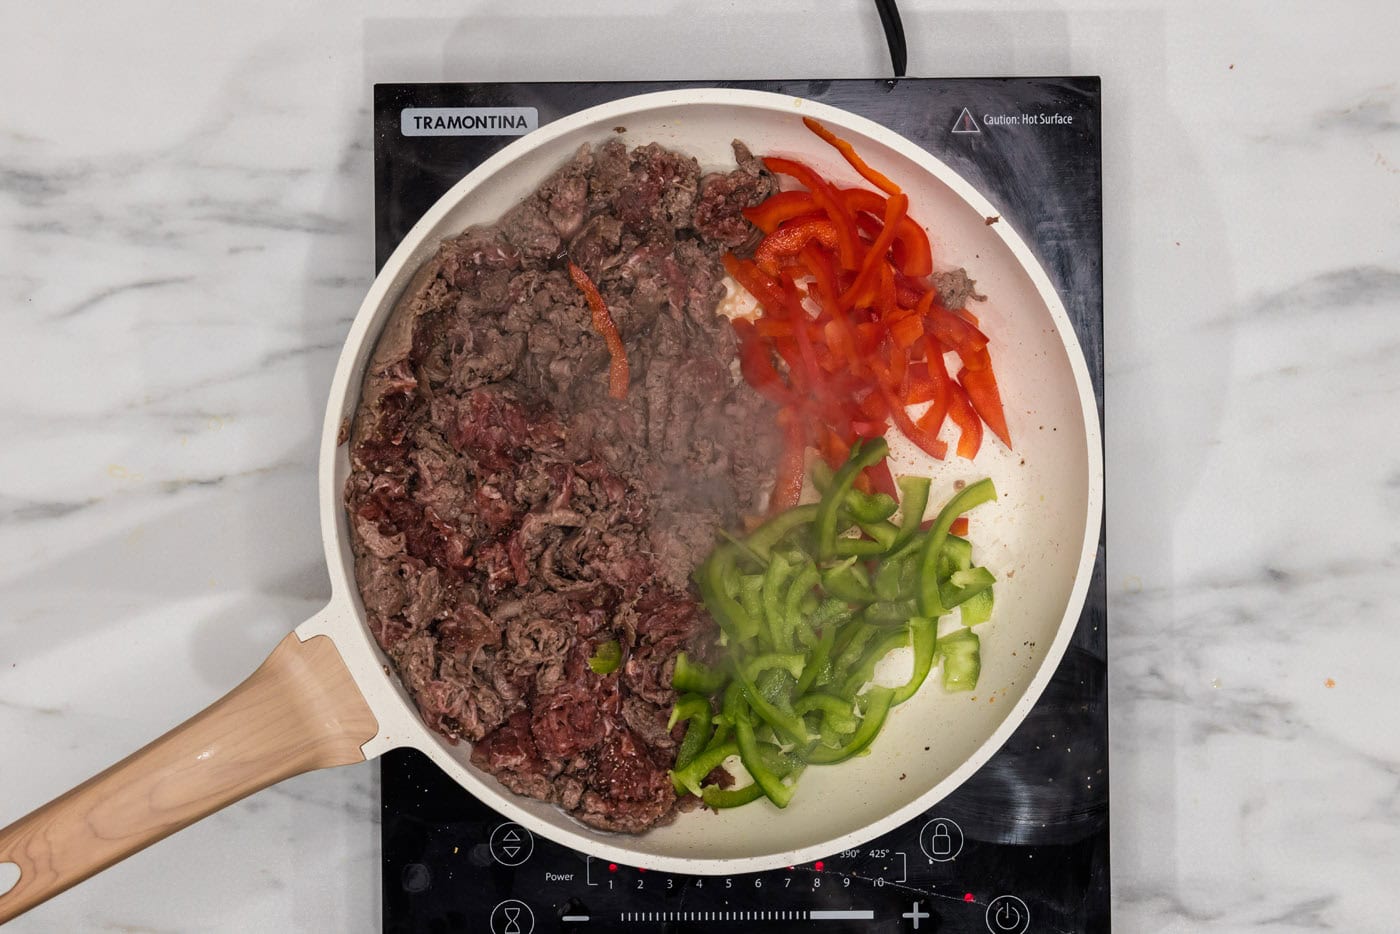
[310, 87, 1104, 874]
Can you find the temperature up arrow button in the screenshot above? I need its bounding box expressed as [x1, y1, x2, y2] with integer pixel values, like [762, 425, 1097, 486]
[489, 823, 534, 866]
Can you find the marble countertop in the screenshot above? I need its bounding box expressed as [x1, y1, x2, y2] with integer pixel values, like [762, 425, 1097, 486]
[2, 1, 1397, 930]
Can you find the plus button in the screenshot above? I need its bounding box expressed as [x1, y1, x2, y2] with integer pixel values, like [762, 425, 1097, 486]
[902, 900, 931, 929]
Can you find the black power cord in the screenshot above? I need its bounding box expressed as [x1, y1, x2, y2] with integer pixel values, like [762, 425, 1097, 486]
[873, 0, 908, 77]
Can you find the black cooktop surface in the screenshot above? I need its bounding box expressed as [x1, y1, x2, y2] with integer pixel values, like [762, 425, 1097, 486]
[374, 77, 1106, 934]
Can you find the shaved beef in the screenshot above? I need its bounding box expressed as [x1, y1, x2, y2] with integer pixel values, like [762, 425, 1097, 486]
[348, 139, 779, 833]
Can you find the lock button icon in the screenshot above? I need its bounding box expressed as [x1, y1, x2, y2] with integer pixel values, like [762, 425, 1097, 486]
[931, 822, 952, 857]
[920, 816, 963, 862]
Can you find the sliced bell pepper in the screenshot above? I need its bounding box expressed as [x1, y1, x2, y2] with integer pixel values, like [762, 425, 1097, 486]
[891, 617, 939, 705]
[893, 475, 931, 549]
[754, 219, 839, 275]
[839, 187, 933, 277]
[793, 692, 859, 734]
[762, 156, 861, 269]
[802, 117, 902, 197]
[566, 260, 629, 399]
[734, 708, 794, 808]
[742, 190, 819, 233]
[815, 438, 890, 560]
[587, 639, 621, 675]
[702, 782, 766, 809]
[770, 412, 807, 513]
[947, 379, 984, 460]
[938, 628, 981, 692]
[958, 363, 1012, 449]
[916, 478, 998, 617]
[670, 739, 738, 797]
[803, 686, 895, 764]
[673, 652, 727, 694]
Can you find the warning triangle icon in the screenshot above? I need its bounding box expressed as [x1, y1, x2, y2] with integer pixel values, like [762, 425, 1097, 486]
[951, 107, 981, 134]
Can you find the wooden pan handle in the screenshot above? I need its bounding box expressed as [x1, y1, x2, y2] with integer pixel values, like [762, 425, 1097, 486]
[0, 631, 379, 924]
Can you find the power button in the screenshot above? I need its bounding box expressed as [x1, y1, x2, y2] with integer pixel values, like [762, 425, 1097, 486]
[985, 894, 1030, 933]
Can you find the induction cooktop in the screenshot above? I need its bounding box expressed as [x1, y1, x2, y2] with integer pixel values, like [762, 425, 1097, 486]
[373, 77, 1106, 934]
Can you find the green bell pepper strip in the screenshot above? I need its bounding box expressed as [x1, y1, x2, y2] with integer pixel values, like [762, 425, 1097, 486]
[587, 639, 622, 675]
[893, 475, 931, 550]
[669, 695, 716, 793]
[744, 504, 821, 561]
[743, 652, 806, 683]
[735, 709, 794, 808]
[960, 587, 994, 627]
[833, 536, 889, 558]
[714, 680, 745, 728]
[760, 553, 796, 651]
[670, 739, 738, 797]
[667, 693, 713, 731]
[737, 575, 764, 632]
[846, 489, 899, 524]
[734, 667, 811, 746]
[891, 617, 938, 705]
[856, 518, 901, 550]
[833, 623, 878, 674]
[783, 561, 820, 649]
[795, 625, 836, 696]
[839, 626, 913, 699]
[717, 527, 769, 569]
[672, 653, 727, 694]
[874, 553, 909, 601]
[803, 687, 896, 764]
[941, 534, 973, 573]
[950, 567, 996, 590]
[793, 692, 859, 733]
[821, 562, 877, 603]
[702, 782, 765, 809]
[916, 478, 998, 617]
[810, 597, 855, 628]
[815, 438, 889, 561]
[938, 628, 981, 692]
[698, 545, 759, 642]
[938, 570, 996, 611]
[861, 598, 919, 628]
[809, 459, 835, 494]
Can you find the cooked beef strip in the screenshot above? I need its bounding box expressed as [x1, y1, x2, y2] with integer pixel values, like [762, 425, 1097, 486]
[347, 139, 780, 833]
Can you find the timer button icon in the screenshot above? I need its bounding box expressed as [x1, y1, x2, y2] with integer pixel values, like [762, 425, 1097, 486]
[985, 895, 1030, 933]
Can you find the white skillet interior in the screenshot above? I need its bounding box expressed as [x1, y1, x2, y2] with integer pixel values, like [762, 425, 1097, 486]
[298, 89, 1103, 873]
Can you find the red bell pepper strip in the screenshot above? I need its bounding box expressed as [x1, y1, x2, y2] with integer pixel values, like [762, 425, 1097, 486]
[863, 456, 899, 500]
[840, 193, 908, 310]
[722, 253, 788, 316]
[946, 379, 983, 459]
[802, 116, 902, 197]
[840, 188, 933, 277]
[754, 219, 839, 275]
[924, 306, 990, 356]
[770, 411, 807, 513]
[567, 261, 629, 399]
[762, 156, 861, 269]
[958, 364, 1012, 449]
[742, 190, 818, 233]
[949, 517, 970, 536]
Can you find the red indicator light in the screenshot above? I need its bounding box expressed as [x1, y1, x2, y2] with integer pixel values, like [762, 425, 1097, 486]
[814, 861, 825, 871]
[963, 892, 975, 903]
[637, 867, 646, 873]
[787, 866, 795, 871]
[608, 864, 618, 873]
